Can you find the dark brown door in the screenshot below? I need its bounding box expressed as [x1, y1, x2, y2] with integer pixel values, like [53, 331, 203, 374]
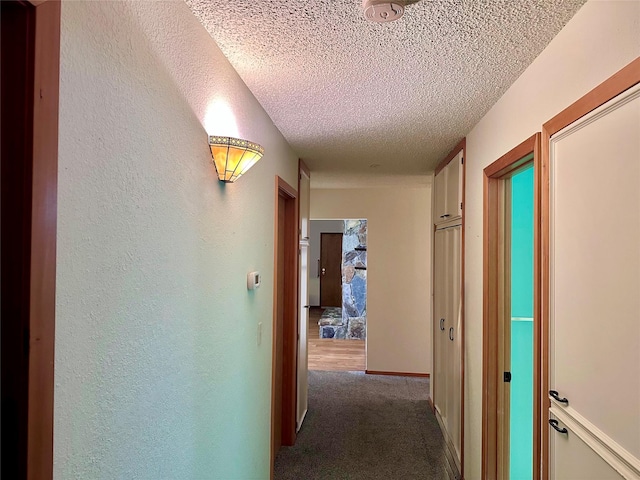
[320, 233, 342, 307]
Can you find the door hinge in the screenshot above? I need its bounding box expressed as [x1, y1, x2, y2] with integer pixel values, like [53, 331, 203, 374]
[460, 202, 463, 210]
[504, 372, 512, 383]
[461, 157, 464, 164]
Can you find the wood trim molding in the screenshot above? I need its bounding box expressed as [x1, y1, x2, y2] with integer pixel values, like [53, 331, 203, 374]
[435, 138, 466, 176]
[543, 57, 640, 137]
[277, 176, 297, 199]
[540, 56, 640, 480]
[299, 158, 310, 178]
[28, 4, 60, 479]
[483, 136, 536, 178]
[482, 133, 541, 480]
[271, 176, 298, 480]
[365, 370, 430, 378]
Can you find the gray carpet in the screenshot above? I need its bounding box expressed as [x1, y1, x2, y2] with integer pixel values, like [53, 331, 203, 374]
[274, 371, 449, 480]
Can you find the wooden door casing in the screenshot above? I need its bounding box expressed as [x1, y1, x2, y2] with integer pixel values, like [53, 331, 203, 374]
[482, 134, 541, 480]
[1, 2, 60, 479]
[271, 177, 298, 479]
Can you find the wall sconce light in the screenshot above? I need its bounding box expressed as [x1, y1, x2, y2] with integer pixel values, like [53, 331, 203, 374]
[209, 135, 264, 183]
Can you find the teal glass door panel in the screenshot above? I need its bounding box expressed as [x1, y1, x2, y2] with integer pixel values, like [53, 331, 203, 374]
[510, 166, 534, 480]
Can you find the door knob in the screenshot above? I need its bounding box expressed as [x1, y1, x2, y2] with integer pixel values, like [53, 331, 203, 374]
[321, 268, 326, 275]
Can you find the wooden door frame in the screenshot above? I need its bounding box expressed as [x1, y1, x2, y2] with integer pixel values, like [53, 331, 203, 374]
[482, 133, 541, 480]
[1, 1, 60, 479]
[270, 176, 298, 478]
[540, 57, 640, 480]
[432, 137, 466, 477]
[319, 232, 343, 307]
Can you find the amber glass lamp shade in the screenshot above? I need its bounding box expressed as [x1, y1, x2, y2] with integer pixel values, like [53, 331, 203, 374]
[208, 135, 264, 183]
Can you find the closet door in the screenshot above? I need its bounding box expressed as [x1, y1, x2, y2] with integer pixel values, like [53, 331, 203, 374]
[548, 84, 640, 479]
[433, 228, 448, 419]
[447, 225, 462, 464]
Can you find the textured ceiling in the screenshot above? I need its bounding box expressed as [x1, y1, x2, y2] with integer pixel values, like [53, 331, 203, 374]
[186, 0, 586, 187]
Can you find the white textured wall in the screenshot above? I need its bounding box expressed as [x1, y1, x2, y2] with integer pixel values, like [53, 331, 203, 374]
[308, 220, 344, 306]
[463, 1, 640, 477]
[55, 1, 298, 478]
[311, 187, 432, 374]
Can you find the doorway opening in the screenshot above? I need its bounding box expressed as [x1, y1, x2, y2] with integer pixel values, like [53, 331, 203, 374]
[483, 134, 541, 480]
[308, 219, 367, 371]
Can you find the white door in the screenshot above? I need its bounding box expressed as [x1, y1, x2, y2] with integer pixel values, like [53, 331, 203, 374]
[434, 225, 462, 470]
[297, 167, 311, 430]
[448, 224, 462, 465]
[433, 228, 448, 419]
[549, 84, 640, 478]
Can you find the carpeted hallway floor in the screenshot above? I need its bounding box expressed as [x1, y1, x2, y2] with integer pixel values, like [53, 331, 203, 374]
[274, 371, 449, 480]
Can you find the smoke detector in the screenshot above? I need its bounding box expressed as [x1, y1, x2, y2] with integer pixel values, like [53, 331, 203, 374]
[363, 0, 405, 23]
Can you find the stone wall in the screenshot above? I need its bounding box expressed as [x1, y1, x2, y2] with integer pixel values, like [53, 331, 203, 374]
[342, 219, 367, 339]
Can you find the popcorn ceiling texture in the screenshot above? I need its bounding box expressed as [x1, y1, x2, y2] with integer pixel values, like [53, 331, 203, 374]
[186, 0, 586, 186]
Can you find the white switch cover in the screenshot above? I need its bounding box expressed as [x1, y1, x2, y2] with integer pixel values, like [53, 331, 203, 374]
[257, 322, 263, 346]
[247, 271, 261, 290]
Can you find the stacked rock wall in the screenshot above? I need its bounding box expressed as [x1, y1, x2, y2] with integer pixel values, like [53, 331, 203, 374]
[342, 219, 367, 339]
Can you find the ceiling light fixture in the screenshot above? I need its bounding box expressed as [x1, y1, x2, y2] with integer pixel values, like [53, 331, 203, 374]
[209, 135, 264, 183]
[363, 0, 405, 23]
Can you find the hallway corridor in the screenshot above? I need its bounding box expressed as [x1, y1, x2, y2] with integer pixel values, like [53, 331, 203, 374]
[274, 371, 448, 479]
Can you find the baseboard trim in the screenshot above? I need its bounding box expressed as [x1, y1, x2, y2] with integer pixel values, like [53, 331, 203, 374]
[365, 370, 430, 378]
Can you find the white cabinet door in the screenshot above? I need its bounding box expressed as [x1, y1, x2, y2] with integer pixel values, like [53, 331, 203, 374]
[448, 225, 462, 463]
[549, 84, 640, 479]
[433, 228, 448, 419]
[434, 167, 448, 222]
[435, 152, 463, 225]
[446, 152, 463, 220]
[434, 225, 463, 471]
